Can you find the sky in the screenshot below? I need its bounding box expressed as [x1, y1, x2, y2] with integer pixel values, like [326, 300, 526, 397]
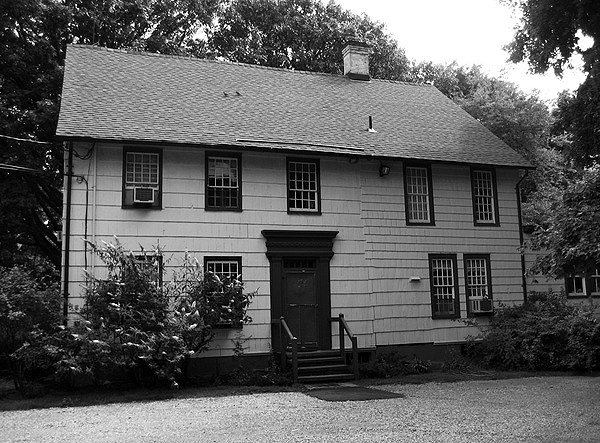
[333, 0, 588, 103]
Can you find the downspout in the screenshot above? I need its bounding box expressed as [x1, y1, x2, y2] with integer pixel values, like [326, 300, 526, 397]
[62, 143, 74, 324]
[516, 170, 529, 303]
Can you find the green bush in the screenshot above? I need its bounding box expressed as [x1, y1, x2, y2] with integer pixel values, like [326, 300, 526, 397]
[468, 290, 600, 371]
[360, 353, 430, 378]
[10, 240, 254, 392]
[0, 265, 61, 357]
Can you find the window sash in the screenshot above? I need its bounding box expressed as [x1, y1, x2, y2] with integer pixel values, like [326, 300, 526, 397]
[566, 274, 586, 296]
[430, 257, 458, 317]
[207, 156, 240, 209]
[405, 166, 430, 223]
[472, 170, 496, 223]
[590, 268, 600, 295]
[465, 258, 489, 299]
[288, 160, 319, 212]
[125, 152, 159, 187]
[206, 259, 240, 280]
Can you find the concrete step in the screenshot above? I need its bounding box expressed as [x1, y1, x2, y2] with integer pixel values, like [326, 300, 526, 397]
[298, 364, 352, 375]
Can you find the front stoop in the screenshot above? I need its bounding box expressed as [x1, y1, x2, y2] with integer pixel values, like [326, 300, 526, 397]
[285, 350, 356, 383]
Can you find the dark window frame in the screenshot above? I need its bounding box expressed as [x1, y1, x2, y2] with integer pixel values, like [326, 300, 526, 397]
[404, 163, 435, 226]
[286, 157, 322, 215]
[463, 254, 493, 317]
[205, 152, 242, 212]
[203, 256, 243, 329]
[122, 147, 163, 209]
[470, 167, 500, 226]
[429, 254, 460, 319]
[565, 267, 600, 298]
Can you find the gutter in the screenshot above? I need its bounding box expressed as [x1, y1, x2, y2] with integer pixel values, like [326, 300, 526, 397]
[515, 170, 530, 303]
[62, 143, 73, 324]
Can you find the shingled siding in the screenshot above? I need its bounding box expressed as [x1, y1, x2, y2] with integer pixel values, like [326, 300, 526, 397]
[360, 162, 524, 346]
[63, 142, 524, 356]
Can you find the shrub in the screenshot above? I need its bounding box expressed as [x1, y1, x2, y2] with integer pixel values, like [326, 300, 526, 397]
[10, 240, 254, 392]
[0, 265, 60, 358]
[468, 290, 600, 372]
[360, 353, 430, 378]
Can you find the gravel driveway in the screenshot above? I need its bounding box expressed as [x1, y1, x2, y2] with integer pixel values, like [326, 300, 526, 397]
[1, 376, 598, 442]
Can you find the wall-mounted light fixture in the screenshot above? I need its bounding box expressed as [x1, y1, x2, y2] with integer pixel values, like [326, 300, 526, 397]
[379, 164, 390, 177]
[408, 276, 421, 283]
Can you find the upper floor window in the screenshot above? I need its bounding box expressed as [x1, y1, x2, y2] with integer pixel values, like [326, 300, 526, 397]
[404, 164, 434, 225]
[464, 255, 493, 315]
[122, 148, 162, 208]
[471, 168, 499, 225]
[287, 158, 321, 214]
[429, 254, 460, 319]
[206, 153, 242, 211]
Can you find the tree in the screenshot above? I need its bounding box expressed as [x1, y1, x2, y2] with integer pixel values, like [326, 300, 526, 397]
[0, 0, 222, 269]
[205, 0, 411, 79]
[505, 0, 600, 167]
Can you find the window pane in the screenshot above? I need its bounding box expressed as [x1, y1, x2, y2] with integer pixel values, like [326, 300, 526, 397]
[207, 156, 239, 209]
[406, 167, 430, 223]
[473, 170, 496, 223]
[288, 160, 319, 212]
[125, 152, 159, 186]
[430, 257, 456, 316]
[206, 259, 240, 280]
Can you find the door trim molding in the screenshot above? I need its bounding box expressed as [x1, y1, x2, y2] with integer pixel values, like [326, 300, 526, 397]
[262, 230, 338, 350]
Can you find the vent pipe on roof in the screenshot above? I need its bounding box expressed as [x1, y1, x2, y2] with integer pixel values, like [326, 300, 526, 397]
[342, 34, 371, 81]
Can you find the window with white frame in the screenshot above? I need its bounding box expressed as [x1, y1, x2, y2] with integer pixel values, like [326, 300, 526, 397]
[404, 165, 434, 225]
[471, 169, 498, 225]
[206, 153, 241, 211]
[287, 158, 320, 213]
[429, 254, 459, 318]
[204, 257, 241, 280]
[590, 268, 600, 295]
[464, 255, 493, 315]
[123, 149, 162, 208]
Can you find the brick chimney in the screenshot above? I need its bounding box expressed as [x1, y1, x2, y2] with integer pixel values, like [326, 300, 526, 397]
[342, 38, 371, 81]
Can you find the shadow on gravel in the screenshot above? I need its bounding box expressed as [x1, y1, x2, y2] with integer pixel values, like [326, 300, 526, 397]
[304, 383, 405, 401]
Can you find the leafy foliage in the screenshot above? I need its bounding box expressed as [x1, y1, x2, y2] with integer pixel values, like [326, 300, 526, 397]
[10, 240, 253, 391]
[505, 0, 600, 168]
[360, 353, 430, 378]
[527, 168, 600, 277]
[467, 290, 600, 371]
[0, 265, 60, 358]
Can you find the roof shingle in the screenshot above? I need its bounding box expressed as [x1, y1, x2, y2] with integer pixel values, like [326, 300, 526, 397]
[56, 45, 531, 168]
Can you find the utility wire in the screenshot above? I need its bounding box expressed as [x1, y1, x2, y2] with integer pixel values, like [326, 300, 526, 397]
[0, 134, 60, 146]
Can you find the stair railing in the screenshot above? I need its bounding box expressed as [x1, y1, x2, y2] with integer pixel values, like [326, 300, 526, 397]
[279, 316, 298, 384]
[332, 313, 359, 380]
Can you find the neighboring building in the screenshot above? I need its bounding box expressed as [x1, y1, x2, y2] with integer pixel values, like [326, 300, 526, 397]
[56, 43, 532, 371]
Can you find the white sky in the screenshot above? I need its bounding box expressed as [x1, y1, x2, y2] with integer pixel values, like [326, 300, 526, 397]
[334, 0, 588, 104]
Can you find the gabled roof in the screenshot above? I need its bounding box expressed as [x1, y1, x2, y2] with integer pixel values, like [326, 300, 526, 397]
[56, 45, 531, 168]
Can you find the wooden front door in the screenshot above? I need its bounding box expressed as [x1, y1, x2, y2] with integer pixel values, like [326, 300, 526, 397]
[283, 259, 319, 350]
[262, 230, 338, 352]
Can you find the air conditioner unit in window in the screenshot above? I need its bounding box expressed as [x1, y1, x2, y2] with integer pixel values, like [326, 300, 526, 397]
[470, 298, 493, 314]
[133, 187, 155, 204]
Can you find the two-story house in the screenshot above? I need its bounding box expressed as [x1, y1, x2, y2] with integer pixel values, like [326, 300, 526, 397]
[56, 42, 531, 377]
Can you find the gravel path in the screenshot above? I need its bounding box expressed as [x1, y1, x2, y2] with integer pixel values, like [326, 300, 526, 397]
[1, 376, 598, 442]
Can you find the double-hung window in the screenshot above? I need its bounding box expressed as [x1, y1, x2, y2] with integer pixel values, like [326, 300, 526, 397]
[471, 168, 499, 225]
[287, 158, 321, 214]
[204, 256, 243, 327]
[464, 255, 493, 315]
[404, 164, 434, 225]
[123, 148, 162, 208]
[206, 153, 242, 211]
[429, 254, 460, 318]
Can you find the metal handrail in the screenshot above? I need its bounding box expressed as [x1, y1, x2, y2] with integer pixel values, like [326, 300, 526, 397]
[332, 313, 360, 380]
[279, 316, 298, 383]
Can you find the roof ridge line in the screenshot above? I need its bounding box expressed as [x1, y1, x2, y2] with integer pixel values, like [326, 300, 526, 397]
[66, 44, 430, 87]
